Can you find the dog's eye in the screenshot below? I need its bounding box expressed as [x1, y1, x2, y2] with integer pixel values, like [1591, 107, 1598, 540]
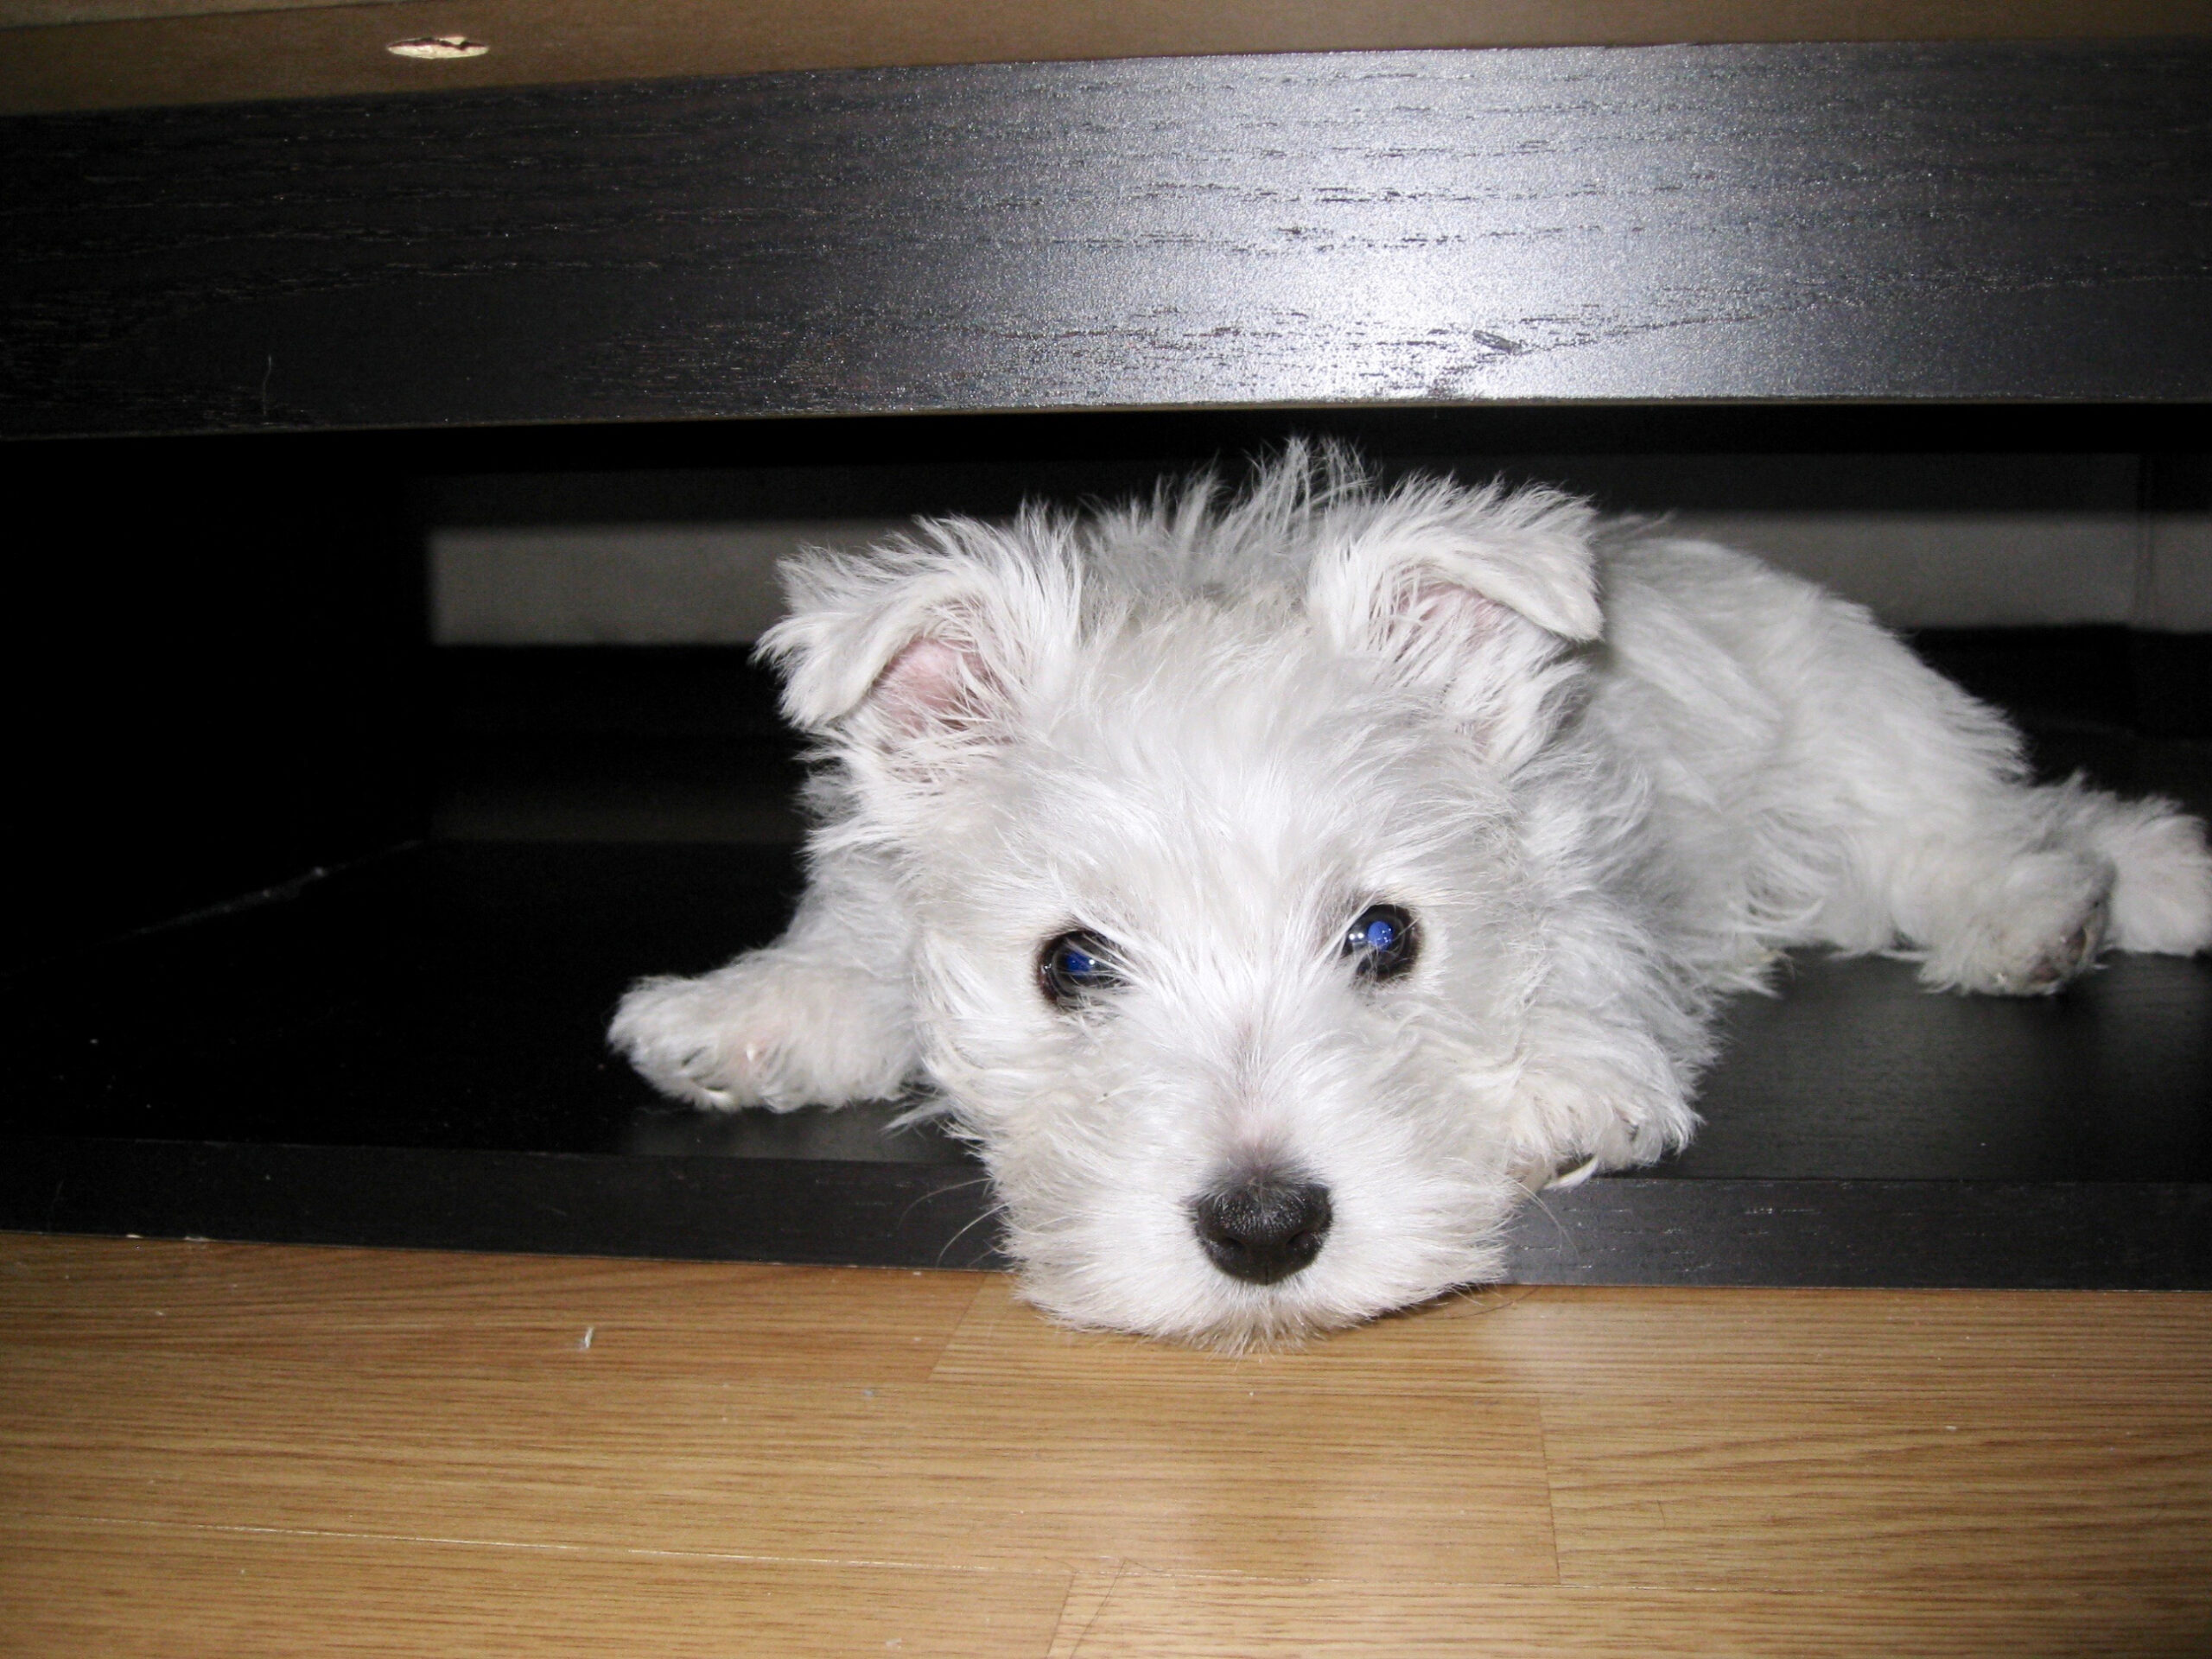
[1342, 904, 1418, 981]
[1039, 930, 1122, 1007]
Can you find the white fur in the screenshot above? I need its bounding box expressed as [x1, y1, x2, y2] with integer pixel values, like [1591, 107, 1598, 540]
[610, 445, 2212, 1346]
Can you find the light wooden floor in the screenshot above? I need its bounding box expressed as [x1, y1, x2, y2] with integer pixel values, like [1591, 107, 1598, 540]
[4, 1232, 2209, 1656]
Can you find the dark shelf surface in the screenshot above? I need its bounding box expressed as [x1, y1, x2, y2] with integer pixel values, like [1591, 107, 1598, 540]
[8, 42, 2212, 437]
[5, 838, 2209, 1287]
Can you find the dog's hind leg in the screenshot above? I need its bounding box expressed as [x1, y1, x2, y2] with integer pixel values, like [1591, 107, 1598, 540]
[1887, 778, 2212, 994]
[1593, 539, 2211, 997]
[610, 845, 921, 1110]
[1807, 651, 2212, 995]
[1863, 790, 2121, 995]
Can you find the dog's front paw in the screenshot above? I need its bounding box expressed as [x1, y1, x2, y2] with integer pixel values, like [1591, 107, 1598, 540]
[1503, 1009, 1700, 1186]
[609, 973, 770, 1110]
[609, 956, 917, 1112]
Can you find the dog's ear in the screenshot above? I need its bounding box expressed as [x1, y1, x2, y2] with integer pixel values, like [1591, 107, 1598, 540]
[758, 513, 1081, 755]
[1305, 477, 1601, 769]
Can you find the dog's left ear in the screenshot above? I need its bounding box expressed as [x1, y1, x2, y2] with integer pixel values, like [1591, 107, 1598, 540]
[1306, 477, 1601, 769]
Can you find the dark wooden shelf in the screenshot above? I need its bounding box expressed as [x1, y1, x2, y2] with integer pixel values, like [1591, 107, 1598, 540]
[7, 42, 2211, 439]
[6, 834, 2205, 1287]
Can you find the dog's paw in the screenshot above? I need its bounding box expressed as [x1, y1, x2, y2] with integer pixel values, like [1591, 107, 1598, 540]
[1918, 849, 2114, 997]
[1504, 1151, 1602, 1193]
[2010, 901, 2107, 994]
[1503, 1009, 1700, 1185]
[609, 973, 770, 1110]
[609, 957, 917, 1112]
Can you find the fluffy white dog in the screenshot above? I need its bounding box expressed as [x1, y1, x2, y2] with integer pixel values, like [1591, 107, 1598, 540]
[612, 446, 2212, 1346]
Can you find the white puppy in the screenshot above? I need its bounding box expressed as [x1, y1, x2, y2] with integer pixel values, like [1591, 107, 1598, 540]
[612, 445, 2212, 1346]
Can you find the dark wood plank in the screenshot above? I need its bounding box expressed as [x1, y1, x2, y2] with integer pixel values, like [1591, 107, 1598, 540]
[0, 1138, 1007, 1269]
[5, 42, 2211, 437]
[1497, 1179, 2212, 1289]
[4, 839, 2208, 1287]
[8, 1140, 2208, 1287]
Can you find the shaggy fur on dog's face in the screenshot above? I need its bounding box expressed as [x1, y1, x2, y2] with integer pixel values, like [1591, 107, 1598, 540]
[884, 607, 1545, 1342]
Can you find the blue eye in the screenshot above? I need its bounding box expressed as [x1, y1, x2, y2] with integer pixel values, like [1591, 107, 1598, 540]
[1343, 904, 1418, 981]
[1040, 929, 1122, 1007]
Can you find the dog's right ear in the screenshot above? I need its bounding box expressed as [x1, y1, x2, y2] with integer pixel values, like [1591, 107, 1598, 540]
[757, 514, 1082, 755]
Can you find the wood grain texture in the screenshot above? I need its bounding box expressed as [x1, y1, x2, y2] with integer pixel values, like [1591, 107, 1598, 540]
[0, 1352, 1558, 1582]
[936, 1273, 2212, 1404]
[0, 1514, 1071, 1658]
[4, 43, 2210, 438]
[6, 1235, 2211, 1656]
[0, 0, 371, 25]
[6, 0, 2209, 112]
[0, 1235, 1554, 1582]
[1071, 1574, 2212, 1657]
[1545, 1395, 2212, 1587]
[0, 1236, 986, 1378]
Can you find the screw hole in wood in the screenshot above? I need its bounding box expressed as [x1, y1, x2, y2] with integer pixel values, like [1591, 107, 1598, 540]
[386, 36, 489, 60]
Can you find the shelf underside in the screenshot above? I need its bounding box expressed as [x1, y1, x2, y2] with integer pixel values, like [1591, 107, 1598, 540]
[6, 837, 2208, 1288]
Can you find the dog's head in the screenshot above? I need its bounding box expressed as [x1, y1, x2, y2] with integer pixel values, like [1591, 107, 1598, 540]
[761, 448, 1619, 1344]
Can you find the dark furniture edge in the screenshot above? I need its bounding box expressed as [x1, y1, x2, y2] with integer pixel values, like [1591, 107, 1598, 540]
[7, 1138, 2205, 1289]
[1495, 1177, 2212, 1290]
[0, 1138, 1008, 1270]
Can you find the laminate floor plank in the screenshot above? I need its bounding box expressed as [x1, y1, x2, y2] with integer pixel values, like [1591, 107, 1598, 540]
[938, 1274, 2212, 1405]
[1543, 1393, 2212, 1589]
[0, 1513, 1069, 1659]
[0, 1233, 986, 1382]
[1066, 1573, 2212, 1657]
[1451, 1283, 2212, 1403]
[0, 1351, 1556, 1583]
[0, 1238, 1556, 1584]
[7, 1234, 2210, 1656]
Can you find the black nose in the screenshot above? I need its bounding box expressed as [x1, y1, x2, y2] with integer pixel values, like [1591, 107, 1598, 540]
[1189, 1174, 1333, 1285]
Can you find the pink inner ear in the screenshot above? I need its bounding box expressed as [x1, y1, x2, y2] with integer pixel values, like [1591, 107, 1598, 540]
[872, 635, 982, 732]
[1405, 577, 1503, 636]
[1369, 575, 1529, 731]
[1385, 578, 1506, 680]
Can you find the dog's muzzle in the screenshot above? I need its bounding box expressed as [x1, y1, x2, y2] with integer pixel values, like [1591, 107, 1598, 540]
[1189, 1173, 1332, 1285]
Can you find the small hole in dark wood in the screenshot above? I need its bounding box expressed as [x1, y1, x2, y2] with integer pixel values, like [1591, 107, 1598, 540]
[386, 35, 490, 60]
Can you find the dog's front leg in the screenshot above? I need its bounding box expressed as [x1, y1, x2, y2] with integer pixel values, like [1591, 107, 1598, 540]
[609, 845, 920, 1112]
[1502, 996, 1701, 1189]
[1493, 880, 1708, 1189]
